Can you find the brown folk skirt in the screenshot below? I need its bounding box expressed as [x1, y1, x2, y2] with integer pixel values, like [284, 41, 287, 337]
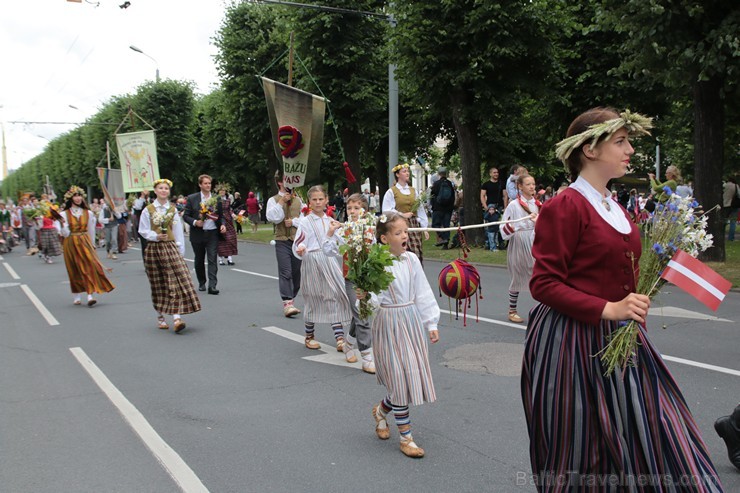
[144, 241, 201, 315]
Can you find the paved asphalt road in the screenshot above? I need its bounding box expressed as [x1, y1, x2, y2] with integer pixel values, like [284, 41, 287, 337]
[1, 238, 738, 492]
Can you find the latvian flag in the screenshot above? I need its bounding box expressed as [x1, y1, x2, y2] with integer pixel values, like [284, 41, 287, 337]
[660, 250, 732, 311]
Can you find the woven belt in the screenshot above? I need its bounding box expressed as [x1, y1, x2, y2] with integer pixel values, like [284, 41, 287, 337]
[380, 301, 413, 308]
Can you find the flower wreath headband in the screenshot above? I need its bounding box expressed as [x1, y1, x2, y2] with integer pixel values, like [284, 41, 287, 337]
[392, 163, 410, 173]
[153, 178, 173, 188]
[63, 185, 87, 201]
[554, 110, 654, 163]
[215, 182, 232, 193]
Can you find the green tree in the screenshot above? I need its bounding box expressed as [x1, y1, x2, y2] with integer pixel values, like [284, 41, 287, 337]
[389, 0, 555, 243]
[598, 0, 740, 261]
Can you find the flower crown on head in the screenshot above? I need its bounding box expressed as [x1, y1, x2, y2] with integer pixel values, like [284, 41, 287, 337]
[63, 185, 87, 201]
[554, 110, 653, 163]
[392, 163, 410, 173]
[215, 182, 232, 193]
[153, 178, 173, 188]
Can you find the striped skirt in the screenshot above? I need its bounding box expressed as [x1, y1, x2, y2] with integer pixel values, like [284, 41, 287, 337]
[407, 216, 423, 264]
[506, 231, 533, 292]
[144, 241, 201, 315]
[217, 218, 238, 257]
[62, 234, 115, 294]
[300, 251, 351, 324]
[521, 304, 724, 492]
[372, 303, 436, 407]
[39, 228, 62, 257]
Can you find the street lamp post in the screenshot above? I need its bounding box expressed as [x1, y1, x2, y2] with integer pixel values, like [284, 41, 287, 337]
[129, 45, 160, 82]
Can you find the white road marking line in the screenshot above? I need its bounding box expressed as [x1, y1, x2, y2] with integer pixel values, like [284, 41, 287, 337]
[232, 269, 278, 280]
[129, 247, 141, 250]
[453, 310, 739, 377]
[20, 284, 59, 326]
[662, 355, 740, 377]
[649, 305, 732, 322]
[0, 282, 21, 288]
[261, 326, 361, 369]
[440, 309, 525, 330]
[0, 255, 4, 260]
[3, 262, 20, 279]
[69, 347, 210, 493]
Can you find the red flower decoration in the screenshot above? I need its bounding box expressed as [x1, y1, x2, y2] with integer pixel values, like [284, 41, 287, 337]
[301, 205, 310, 215]
[326, 205, 336, 218]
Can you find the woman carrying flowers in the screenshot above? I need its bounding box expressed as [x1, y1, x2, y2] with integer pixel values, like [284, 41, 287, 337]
[381, 163, 429, 264]
[216, 183, 238, 266]
[139, 179, 201, 333]
[521, 108, 723, 491]
[60, 186, 115, 306]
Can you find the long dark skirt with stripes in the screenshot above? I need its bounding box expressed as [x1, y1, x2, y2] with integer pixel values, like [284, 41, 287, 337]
[300, 251, 351, 324]
[144, 241, 201, 315]
[521, 304, 724, 492]
[372, 304, 436, 407]
[407, 216, 423, 264]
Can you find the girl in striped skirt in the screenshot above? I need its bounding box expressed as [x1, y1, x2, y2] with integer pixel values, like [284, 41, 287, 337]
[139, 179, 201, 333]
[39, 208, 63, 264]
[358, 212, 440, 458]
[293, 185, 352, 351]
[523, 107, 723, 491]
[500, 174, 539, 324]
[61, 186, 115, 306]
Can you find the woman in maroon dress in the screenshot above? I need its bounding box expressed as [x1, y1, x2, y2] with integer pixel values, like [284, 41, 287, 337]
[216, 185, 238, 265]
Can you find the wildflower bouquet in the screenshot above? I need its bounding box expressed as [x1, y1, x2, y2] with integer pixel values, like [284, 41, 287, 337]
[125, 194, 136, 210]
[411, 190, 428, 214]
[151, 208, 176, 234]
[598, 188, 713, 375]
[23, 206, 43, 220]
[199, 196, 219, 221]
[339, 212, 395, 320]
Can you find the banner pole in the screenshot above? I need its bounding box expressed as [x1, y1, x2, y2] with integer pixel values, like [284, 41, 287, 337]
[288, 32, 294, 87]
[106, 141, 111, 169]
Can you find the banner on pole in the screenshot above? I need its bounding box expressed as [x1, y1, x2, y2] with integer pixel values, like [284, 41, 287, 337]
[97, 168, 126, 213]
[115, 130, 160, 192]
[262, 77, 325, 188]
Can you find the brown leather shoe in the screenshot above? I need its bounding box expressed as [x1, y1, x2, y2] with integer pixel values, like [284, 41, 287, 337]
[305, 336, 321, 350]
[399, 436, 425, 458]
[372, 405, 390, 440]
[335, 338, 344, 352]
[508, 311, 523, 323]
[173, 319, 186, 334]
[283, 305, 300, 317]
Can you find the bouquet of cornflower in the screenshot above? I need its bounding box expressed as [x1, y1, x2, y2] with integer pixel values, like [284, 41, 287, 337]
[151, 208, 176, 234]
[598, 187, 713, 375]
[339, 212, 396, 320]
[199, 196, 219, 221]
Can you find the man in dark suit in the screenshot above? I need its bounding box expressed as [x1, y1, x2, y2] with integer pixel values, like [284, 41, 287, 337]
[183, 174, 226, 294]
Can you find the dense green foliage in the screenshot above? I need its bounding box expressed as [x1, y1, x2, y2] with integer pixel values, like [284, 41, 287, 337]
[3, 0, 738, 255]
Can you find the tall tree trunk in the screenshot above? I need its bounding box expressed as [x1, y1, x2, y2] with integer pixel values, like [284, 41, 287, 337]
[693, 76, 725, 262]
[450, 88, 483, 245]
[339, 128, 362, 194]
[375, 140, 389, 199]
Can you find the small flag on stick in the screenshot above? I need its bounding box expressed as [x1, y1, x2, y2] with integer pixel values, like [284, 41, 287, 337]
[660, 250, 731, 311]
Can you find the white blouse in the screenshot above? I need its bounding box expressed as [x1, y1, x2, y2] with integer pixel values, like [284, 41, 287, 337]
[138, 201, 186, 256]
[292, 213, 343, 258]
[570, 176, 631, 234]
[381, 182, 429, 228]
[265, 192, 305, 224]
[501, 197, 537, 241]
[372, 252, 440, 332]
[60, 207, 96, 245]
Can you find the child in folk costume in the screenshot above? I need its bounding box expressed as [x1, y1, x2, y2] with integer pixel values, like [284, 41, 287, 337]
[500, 174, 539, 323]
[381, 163, 429, 264]
[38, 204, 63, 264]
[293, 185, 352, 350]
[139, 179, 201, 333]
[60, 186, 115, 306]
[322, 193, 376, 373]
[358, 212, 440, 458]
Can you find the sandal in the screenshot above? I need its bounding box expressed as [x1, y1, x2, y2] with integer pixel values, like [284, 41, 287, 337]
[305, 336, 321, 350]
[157, 316, 169, 330]
[399, 435, 425, 458]
[372, 405, 390, 440]
[335, 338, 344, 353]
[173, 319, 186, 334]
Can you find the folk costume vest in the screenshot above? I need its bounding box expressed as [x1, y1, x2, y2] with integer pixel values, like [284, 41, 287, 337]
[391, 186, 416, 215]
[145, 203, 176, 242]
[273, 194, 302, 241]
